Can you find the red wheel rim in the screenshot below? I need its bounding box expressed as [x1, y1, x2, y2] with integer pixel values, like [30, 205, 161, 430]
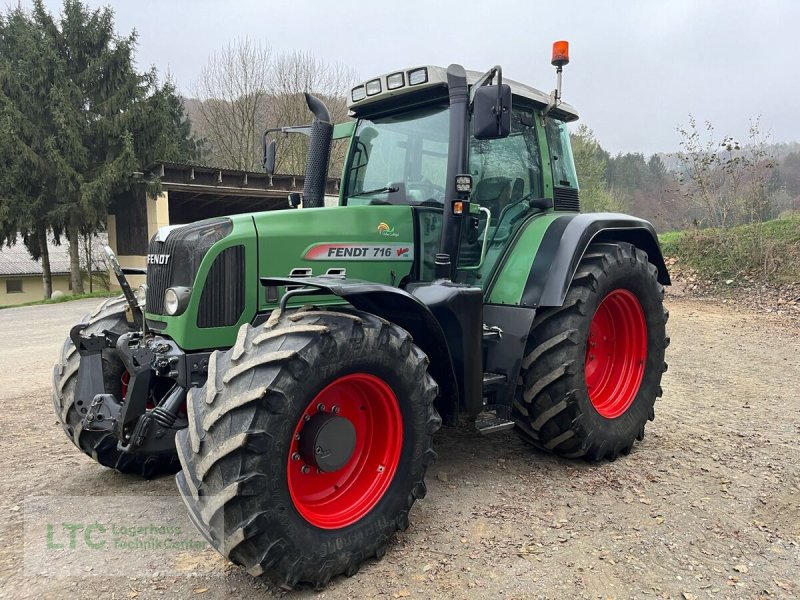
[585, 289, 648, 419]
[287, 373, 403, 529]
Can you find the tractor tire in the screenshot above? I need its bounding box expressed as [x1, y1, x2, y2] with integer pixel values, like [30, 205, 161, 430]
[52, 295, 180, 478]
[513, 241, 669, 461]
[175, 308, 440, 590]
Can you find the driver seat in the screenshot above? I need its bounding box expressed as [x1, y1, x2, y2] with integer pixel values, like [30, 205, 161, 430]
[472, 176, 511, 223]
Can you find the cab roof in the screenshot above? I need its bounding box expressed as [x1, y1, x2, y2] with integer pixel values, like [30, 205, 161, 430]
[348, 65, 579, 122]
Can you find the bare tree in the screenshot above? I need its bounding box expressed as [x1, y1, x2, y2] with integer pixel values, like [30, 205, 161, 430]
[192, 42, 357, 174]
[268, 51, 356, 174]
[192, 39, 273, 171]
[80, 231, 110, 293]
[675, 115, 776, 229]
[675, 115, 781, 278]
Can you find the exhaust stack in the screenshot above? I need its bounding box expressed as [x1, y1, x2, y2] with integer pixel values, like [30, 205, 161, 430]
[302, 93, 333, 208]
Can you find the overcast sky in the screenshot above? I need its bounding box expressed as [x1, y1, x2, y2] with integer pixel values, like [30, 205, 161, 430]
[26, 0, 800, 155]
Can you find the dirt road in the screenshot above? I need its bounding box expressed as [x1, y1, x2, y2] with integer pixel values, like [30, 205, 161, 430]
[0, 296, 798, 599]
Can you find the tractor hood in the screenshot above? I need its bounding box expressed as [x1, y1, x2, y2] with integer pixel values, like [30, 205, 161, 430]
[252, 204, 416, 311]
[143, 204, 418, 351]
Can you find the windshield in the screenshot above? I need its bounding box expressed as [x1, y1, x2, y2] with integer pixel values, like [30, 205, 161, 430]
[344, 105, 449, 206]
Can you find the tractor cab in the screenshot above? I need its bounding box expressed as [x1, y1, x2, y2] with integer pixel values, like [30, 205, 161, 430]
[341, 66, 581, 284]
[344, 65, 579, 209]
[253, 52, 668, 431]
[267, 63, 583, 287]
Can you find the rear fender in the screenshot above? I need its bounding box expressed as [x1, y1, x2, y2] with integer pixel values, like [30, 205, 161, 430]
[261, 276, 462, 424]
[520, 213, 670, 308]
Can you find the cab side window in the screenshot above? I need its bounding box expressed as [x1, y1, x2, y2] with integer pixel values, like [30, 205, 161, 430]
[469, 108, 541, 220]
[544, 118, 578, 189]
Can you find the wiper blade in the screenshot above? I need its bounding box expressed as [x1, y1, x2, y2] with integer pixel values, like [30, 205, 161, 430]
[347, 185, 399, 198]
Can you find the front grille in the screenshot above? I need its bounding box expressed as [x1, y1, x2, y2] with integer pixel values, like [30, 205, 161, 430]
[146, 236, 179, 315]
[554, 186, 580, 212]
[145, 218, 232, 316]
[198, 245, 245, 328]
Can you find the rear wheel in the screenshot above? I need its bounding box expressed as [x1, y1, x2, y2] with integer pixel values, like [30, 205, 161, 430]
[52, 296, 180, 477]
[513, 242, 669, 460]
[175, 308, 440, 589]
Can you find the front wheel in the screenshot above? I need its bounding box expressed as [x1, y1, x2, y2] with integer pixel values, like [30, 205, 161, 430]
[513, 242, 669, 460]
[175, 308, 440, 589]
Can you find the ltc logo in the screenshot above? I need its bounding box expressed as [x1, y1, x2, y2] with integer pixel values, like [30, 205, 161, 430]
[376, 222, 399, 237]
[46, 523, 107, 550]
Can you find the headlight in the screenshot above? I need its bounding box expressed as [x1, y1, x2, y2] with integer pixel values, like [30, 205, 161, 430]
[135, 284, 148, 309]
[164, 289, 179, 315]
[164, 287, 191, 316]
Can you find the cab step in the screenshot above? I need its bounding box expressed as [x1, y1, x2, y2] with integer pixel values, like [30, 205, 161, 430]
[483, 324, 503, 340]
[482, 372, 506, 393]
[475, 412, 515, 435]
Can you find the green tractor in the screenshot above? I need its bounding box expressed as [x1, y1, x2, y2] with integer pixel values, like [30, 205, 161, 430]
[53, 43, 669, 588]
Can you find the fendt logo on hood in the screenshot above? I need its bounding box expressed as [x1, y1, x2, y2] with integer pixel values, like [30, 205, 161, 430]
[147, 254, 170, 265]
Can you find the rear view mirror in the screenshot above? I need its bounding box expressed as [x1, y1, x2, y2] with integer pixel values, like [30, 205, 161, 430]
[473, 84, 511, 140]
[264, 138, 277, 174]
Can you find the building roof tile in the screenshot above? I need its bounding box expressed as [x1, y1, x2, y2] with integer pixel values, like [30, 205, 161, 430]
[0, 234, 106, 277]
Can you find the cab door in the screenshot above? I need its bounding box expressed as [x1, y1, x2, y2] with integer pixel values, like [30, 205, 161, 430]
[457, 104, 545, 287]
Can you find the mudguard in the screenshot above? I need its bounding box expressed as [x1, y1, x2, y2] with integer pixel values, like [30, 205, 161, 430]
[260, 276, 464, 423]
[489, 213, 670, 309]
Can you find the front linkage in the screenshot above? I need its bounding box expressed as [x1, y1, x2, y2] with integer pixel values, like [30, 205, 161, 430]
[71, 248, 209, 458]
[71, 323, 209, 453]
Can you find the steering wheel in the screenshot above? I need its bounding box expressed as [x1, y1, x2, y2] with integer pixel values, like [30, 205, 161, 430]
[407, 181, 445, 204]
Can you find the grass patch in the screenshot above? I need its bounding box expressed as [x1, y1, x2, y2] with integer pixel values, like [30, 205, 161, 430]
[660, 215, 800, 283]
[0, 289, 118, 310]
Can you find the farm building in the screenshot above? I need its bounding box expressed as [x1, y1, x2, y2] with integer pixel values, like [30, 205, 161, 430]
[106, 161, 339, 288]
[0, 162, 340, 304]
[0, 235, 103, 306]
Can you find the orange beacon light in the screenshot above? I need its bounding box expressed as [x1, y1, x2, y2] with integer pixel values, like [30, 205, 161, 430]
[552, 41, 570, 68]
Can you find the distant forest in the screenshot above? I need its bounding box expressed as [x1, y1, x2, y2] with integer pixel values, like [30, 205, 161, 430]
[570, 124, 800, 232]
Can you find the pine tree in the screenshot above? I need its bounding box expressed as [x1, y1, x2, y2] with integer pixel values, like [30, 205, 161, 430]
[33, 0, 144, 293]
[0, 1, 200, 298]
[0, 5, 64, 298]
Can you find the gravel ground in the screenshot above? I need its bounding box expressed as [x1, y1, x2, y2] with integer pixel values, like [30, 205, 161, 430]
[0, 295, 798, 599]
